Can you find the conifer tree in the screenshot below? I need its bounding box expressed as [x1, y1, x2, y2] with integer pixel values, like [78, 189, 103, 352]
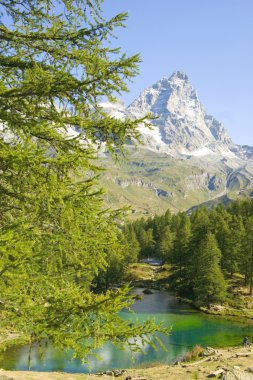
[210, 206, 231, 250]
[241, 217, 253, 294]
[190, 208, 210, 247]
[158, 225, 175, 262]
[122, 224, 140, 264]
[164, 209, 172, 225]
[0, 0, 167, 359]
[170, 212, 191, 295]
[139, 228, 155, 258]
[152, 215, 166, 244]
[192, 233, 227, 306]
[223, 215, 245, 277]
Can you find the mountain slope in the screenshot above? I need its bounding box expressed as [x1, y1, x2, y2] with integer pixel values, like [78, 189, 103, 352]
[100, 71, 253, 217]
[101, 148, 253, 217]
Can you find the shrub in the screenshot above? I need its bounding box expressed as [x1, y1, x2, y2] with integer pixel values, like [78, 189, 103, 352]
[182, 345, 204, 362]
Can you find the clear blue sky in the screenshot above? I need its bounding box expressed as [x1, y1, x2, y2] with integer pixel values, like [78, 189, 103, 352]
[102, 0, 253, 146]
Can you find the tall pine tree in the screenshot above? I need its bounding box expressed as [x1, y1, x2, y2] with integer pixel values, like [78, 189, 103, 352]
[193, 233, 227, 306]
[0, 0, 167, 359]
[242, 217, 253, 294]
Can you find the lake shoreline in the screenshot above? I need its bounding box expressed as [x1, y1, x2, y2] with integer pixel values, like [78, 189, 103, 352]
[129, 262, 253, 321]
[1, 278, 253, 376]
[133, 279, 253, 323]
[0, 288, 253, 379]
[1, 346, 253, 380]
[175, 295, 253, 323]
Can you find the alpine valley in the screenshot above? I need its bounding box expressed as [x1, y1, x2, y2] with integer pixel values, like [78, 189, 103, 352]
[100, 71, 253, 217]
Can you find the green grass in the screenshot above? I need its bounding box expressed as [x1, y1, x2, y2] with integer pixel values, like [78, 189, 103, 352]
[125, 263, 172, 284]
[125, 263, 155, 281]
[99, 146, 253, 218]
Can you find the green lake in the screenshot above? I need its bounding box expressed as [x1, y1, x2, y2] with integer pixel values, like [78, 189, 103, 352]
[1, 288, 253, 373]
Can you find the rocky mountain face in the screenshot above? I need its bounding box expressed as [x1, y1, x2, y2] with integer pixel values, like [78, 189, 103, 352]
[100, 71, 253, 217]
[126, 71, 233, 157]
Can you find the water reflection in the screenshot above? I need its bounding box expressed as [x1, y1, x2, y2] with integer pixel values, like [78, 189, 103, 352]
[1, 289, 253, 373]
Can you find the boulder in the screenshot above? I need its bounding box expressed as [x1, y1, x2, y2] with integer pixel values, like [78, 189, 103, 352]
[203, 346, 217, 356]
[207, 368, 225, 377]
[105, 370, 114, 376]
[114, 369, 126, 377]
[99, 369, 126, 377]
[221, 369, 253, 380]
[143, 289, 153, 295]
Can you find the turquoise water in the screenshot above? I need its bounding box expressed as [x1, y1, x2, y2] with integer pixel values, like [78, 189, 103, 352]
[1, 288, 253, 373]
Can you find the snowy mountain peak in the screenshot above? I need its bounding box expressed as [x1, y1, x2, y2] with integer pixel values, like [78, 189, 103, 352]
[126, 71, 233, 157]
[169, 70, 189, 82]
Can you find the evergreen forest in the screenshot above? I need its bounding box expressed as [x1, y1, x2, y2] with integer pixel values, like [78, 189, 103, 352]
[123, 199, 253, 306]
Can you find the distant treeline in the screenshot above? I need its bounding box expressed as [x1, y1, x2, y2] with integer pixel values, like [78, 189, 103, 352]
[123, 199, 253, 306]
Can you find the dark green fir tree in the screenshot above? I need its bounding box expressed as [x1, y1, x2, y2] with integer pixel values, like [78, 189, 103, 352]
[193, 233, 227, 306]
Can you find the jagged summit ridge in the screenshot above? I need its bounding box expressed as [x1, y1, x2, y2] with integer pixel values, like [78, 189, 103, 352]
[127, 71, 198, 118]
[170, 70, 189, 81]
[126, 71, 233, 156]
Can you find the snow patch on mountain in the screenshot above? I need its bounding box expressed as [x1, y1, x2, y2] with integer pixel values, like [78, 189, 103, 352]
[219, 148, 237, 158]
[182, 147, 215, 157]
[138, 123, 166, 147]
[99, 101, 126, 120]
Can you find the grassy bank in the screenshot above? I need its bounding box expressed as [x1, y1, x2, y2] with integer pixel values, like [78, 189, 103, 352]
[124, 263, 171, 288]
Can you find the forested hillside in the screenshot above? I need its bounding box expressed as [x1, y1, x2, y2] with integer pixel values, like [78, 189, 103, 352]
[124, 199, 253, 306]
